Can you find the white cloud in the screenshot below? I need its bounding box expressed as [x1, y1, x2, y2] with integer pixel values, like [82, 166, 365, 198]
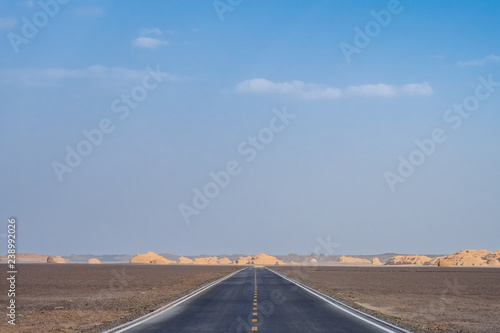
[0, 17, 17, 30]
[401, 82, 433, 96]
[236, 79, 432, 100]
[132, 28, 168, 50]
[0, 65, 179, 86]
[457, 54, 500, 67]
[140, 28, 163, 36]
[344, 83, 396, 97]
[236, 79, 341, 100]
[74, 7, 104, 17]
[132, 37, 168, 49]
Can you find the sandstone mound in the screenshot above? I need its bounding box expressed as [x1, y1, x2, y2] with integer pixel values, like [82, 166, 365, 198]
[310, 258, 318, 263]
[386, 255, 432, 265]
[484, 251, 500, 266]
[130, 252, 173, 264]
[290, 261, 300, 265]
[177, 256, 194, 264]
[151, 257, 175, 265]
[88, 258, 101, 264]
[437, 259, 451, 267]
[217, 257, 232, 265]
[372, 257, 383, 265]
[0, 253, 48, 262]
[234, 253, 285, 265]
[338, 256, 370, 263]
[234, 256, 252, 264]
[430, 250, 495, 267]
[193, 256, 219, 265]
[47, 256, 66, 264]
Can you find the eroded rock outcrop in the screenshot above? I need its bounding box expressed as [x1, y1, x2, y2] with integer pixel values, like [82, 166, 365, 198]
[234, 253, 285, 265]
[217, 257, 232, 265]
[338, 256, 371, 263]
[437, 259, 451, 267]
[130, 252, 174, 264]
[372, 257, 383, 265]
[386, 255, 432, 265]
[47, 256, 66, 264]
[193, 256, 219, 265]
[177, 256, 194, 264]
[88, 258, 101, 264]
[430, 250, 495, 267]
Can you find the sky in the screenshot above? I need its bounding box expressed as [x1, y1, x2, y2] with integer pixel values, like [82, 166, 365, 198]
[1, 0, 499, 256]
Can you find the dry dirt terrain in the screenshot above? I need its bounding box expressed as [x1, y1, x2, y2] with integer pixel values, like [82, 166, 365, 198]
[2, 264, 499, 333]
[0, 263, 240, 333]
[273, 265, 500, 333]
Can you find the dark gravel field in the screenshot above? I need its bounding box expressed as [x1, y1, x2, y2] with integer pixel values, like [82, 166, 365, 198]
[0, 263, 240, 333]
[273, 265, 500, 333]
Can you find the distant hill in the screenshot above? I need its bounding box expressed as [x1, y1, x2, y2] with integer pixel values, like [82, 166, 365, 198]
[63, 254, 134, 263]
[1, 252, 447, 264]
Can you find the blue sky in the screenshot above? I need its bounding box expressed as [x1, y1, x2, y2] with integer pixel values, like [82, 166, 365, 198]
[1, 0, 499, 256]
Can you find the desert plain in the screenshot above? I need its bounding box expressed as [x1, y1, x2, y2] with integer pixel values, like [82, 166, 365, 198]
[0, 250, 499, 333]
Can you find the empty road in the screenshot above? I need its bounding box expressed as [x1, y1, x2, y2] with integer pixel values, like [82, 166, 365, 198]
[106, 267, 408, 333]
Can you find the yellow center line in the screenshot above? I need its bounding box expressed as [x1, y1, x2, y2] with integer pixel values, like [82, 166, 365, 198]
[251, 268, 258, 331]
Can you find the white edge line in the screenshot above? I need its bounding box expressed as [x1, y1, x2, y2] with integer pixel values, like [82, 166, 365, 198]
[267, 268, 411, 333]
[103, 267, 248, 333]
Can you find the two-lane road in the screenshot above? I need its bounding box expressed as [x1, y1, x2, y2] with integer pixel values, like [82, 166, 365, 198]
[106, 268, 408, 333]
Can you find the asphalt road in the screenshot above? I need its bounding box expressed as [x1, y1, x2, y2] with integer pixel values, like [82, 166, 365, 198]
[109, 267, 407, 333]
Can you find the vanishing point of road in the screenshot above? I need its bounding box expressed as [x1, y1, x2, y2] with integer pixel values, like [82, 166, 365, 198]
[105, 267, 409, 333]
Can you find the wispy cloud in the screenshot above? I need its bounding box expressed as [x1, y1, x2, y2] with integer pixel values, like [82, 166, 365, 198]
[344, 83, 396, 97]
[457, 54, 500, 67]
[132, 28, 168, 50]
[0, 65, 179, 86]
[401, 82, 433, 96]
[139, 28, 163, 36]
[0, 17, 17, 30]
[236, 79, 432, 100]
[74, 6, 104, 17]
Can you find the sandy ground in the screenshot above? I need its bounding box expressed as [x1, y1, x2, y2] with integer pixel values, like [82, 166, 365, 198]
[273, 265, 500, 333]
[0, 263, 240, 333]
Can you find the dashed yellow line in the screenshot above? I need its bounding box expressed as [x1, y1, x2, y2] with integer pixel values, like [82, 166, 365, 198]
[252, 268, 258, 332]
